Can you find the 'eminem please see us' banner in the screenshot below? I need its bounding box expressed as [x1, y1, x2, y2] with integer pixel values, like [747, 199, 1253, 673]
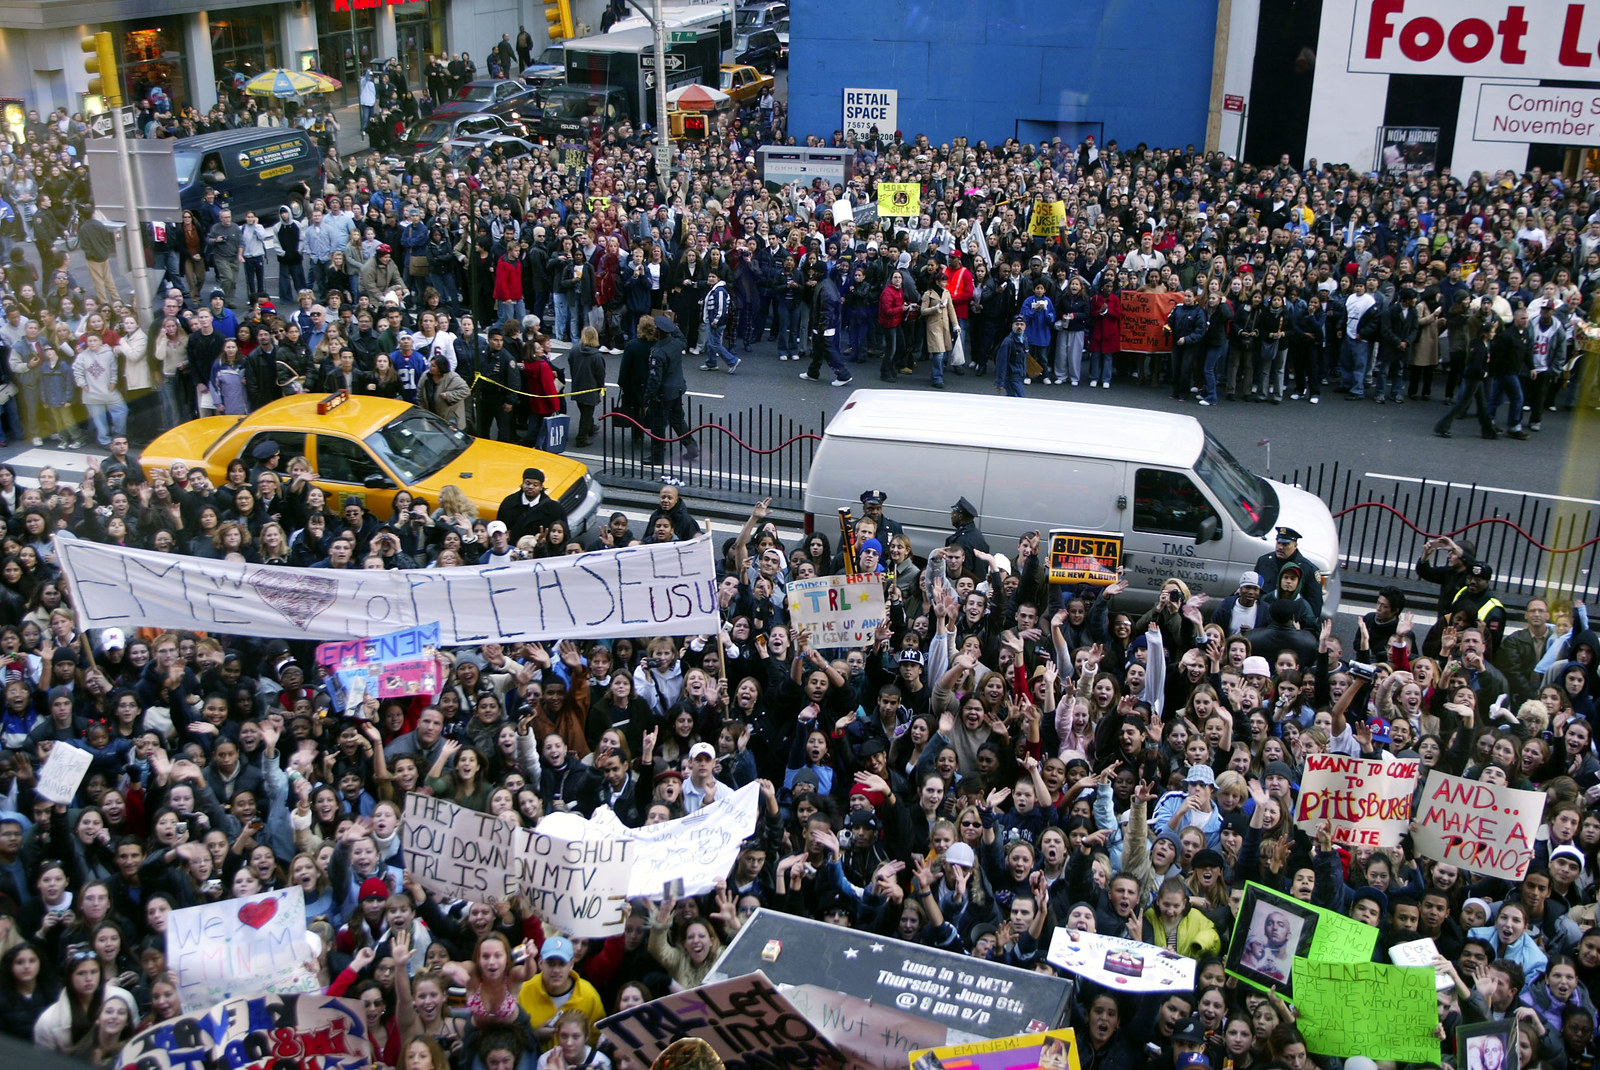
[54, 532, 720, 643]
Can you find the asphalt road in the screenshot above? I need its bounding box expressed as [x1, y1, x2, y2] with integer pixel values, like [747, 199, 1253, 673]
[597, 333, 1600, 500]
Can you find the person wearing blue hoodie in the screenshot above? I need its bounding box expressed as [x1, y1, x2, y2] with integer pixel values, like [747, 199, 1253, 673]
[1469, 898, 1549, 984]
[1021, 280, 1055, 380]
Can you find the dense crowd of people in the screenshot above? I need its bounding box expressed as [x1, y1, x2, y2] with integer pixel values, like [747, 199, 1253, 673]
[0, 46, 1598, 1070]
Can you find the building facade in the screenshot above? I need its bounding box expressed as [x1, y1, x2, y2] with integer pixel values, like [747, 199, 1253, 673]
[786, 0, 1224, 153]
[0, 0, 606, 122]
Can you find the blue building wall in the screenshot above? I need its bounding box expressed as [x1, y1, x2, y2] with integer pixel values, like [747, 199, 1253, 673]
[787, 0, 1221, 150]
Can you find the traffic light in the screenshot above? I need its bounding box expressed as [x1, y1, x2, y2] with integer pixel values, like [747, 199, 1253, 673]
[82, 31, 121, 107]
[544, 0, 574, 41]
[681, 112, 706, 140]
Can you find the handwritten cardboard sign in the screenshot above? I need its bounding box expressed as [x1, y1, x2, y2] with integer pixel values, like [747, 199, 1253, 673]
[1116, 291, 1182, 353]
[402, 794, 632, 936]
[35, 743, 93, 804]
[1389, 936, 1455, 990]
[1045, 928, 1196, 994]
[1290, 958, 1439, 1064]
[117, 994, 373, 1070]
[55, 532, 722, 643]
[710, 909, 1074, 1038]
[785, 574, 887, 649]
[1028, 200, 1067, 237]
[878, 182, 920, 218]
[782, 985, 948, 1070]
[1293, 754, 1419, 847]
[600, 973, 848, 1070]
[166, 888, 319, 1010]
[1413, 769, 1545, 880]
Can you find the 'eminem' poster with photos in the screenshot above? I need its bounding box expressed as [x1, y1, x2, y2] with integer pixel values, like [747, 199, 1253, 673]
[1225, 882, 1378, 997]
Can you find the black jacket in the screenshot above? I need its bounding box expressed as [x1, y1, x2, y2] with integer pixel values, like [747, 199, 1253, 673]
[645, 319, 686, 404]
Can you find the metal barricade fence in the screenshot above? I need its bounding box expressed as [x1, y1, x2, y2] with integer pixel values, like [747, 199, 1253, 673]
[1276, 461, 1600, 603]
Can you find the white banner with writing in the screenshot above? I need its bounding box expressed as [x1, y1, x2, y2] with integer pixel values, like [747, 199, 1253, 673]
[785, 574, 886, 649]
[54, 532, 720, 644]
[554, 780, 762, 898]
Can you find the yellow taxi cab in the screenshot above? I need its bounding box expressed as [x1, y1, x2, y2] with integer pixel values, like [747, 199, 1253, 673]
[140, 391, 604, 531]
[719, 64, 773, 106]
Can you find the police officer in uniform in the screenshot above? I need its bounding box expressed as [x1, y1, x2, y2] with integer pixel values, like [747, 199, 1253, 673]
[1255, 526, 1324, 618]
[946, 496, 989, 554]
[859, 490, 903, 540]
[1451, 562, 1509, 657]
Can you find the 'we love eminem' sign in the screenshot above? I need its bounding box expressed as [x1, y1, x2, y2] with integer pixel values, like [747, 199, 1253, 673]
[709, 909, 1073, 1039]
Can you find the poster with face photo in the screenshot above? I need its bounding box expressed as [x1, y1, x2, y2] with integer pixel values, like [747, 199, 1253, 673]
[1458, 1019, 1519, 1070]
[1225, 885, 1316, 996]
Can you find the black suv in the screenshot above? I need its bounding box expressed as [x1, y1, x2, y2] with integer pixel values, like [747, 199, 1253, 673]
[734, 29, 781, 74]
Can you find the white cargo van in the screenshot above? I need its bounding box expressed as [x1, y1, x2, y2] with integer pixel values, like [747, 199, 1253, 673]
[803, 391, 1342, 611]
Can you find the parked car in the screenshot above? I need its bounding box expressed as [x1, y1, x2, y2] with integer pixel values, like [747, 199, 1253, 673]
[732, 30, 781, 74]
[719, 64, 774, 105]
[384, 112, 509, 168]
[736, 3, 787, 32]
[433, 81, 548, 137]
[141, 394, 603, 531]
[774, 18, 789, 66]
[419, 133, 538, 172]
[521, 43, 566, 85]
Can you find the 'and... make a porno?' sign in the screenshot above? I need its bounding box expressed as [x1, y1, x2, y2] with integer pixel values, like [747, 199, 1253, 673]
[403, 794, 632, 937]
[1413, 770, 1545, 880]
[1293, 754, 1418, 847]
[53, 531, 721, 643]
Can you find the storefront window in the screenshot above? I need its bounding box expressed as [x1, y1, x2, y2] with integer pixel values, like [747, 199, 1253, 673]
[211, 9, 283, 105]
[395, 4, 445, 90]
[116, 21, 188, 114]
[316, 0, 377, 106]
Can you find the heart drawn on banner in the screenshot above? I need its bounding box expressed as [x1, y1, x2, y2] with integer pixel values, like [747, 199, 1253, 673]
[247, 571, 339, 629]
[236, 897, 278, 929]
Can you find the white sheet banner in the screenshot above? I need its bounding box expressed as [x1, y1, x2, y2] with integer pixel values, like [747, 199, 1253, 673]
[549, 780, 761, 898]
[167, 887, 319, 1010]
[54, 532, 720, 643]
[401, 794, 633, 937]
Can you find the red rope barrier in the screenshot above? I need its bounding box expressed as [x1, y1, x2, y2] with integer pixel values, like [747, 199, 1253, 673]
[1333, 500, 1600, 554]
[596, 411, 823, 453]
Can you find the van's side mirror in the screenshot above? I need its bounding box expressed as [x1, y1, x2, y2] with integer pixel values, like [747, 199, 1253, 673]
[1196, 516, 1220, 544]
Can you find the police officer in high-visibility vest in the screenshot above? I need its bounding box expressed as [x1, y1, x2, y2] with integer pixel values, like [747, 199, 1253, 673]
[1451, 561, 1508, 657]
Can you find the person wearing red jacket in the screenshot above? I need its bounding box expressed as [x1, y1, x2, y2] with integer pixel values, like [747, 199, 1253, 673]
[877, 270, 909, 383]
[1090, 279, 1122, 389]
[519, 339, 561, 449]
[944, 253, 974, 376]
[494, 245, 525, 326]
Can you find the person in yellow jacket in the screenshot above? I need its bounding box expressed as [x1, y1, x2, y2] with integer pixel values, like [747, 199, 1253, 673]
[1142, 875, 1223, 960]
[517, 936, 606, 1052]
